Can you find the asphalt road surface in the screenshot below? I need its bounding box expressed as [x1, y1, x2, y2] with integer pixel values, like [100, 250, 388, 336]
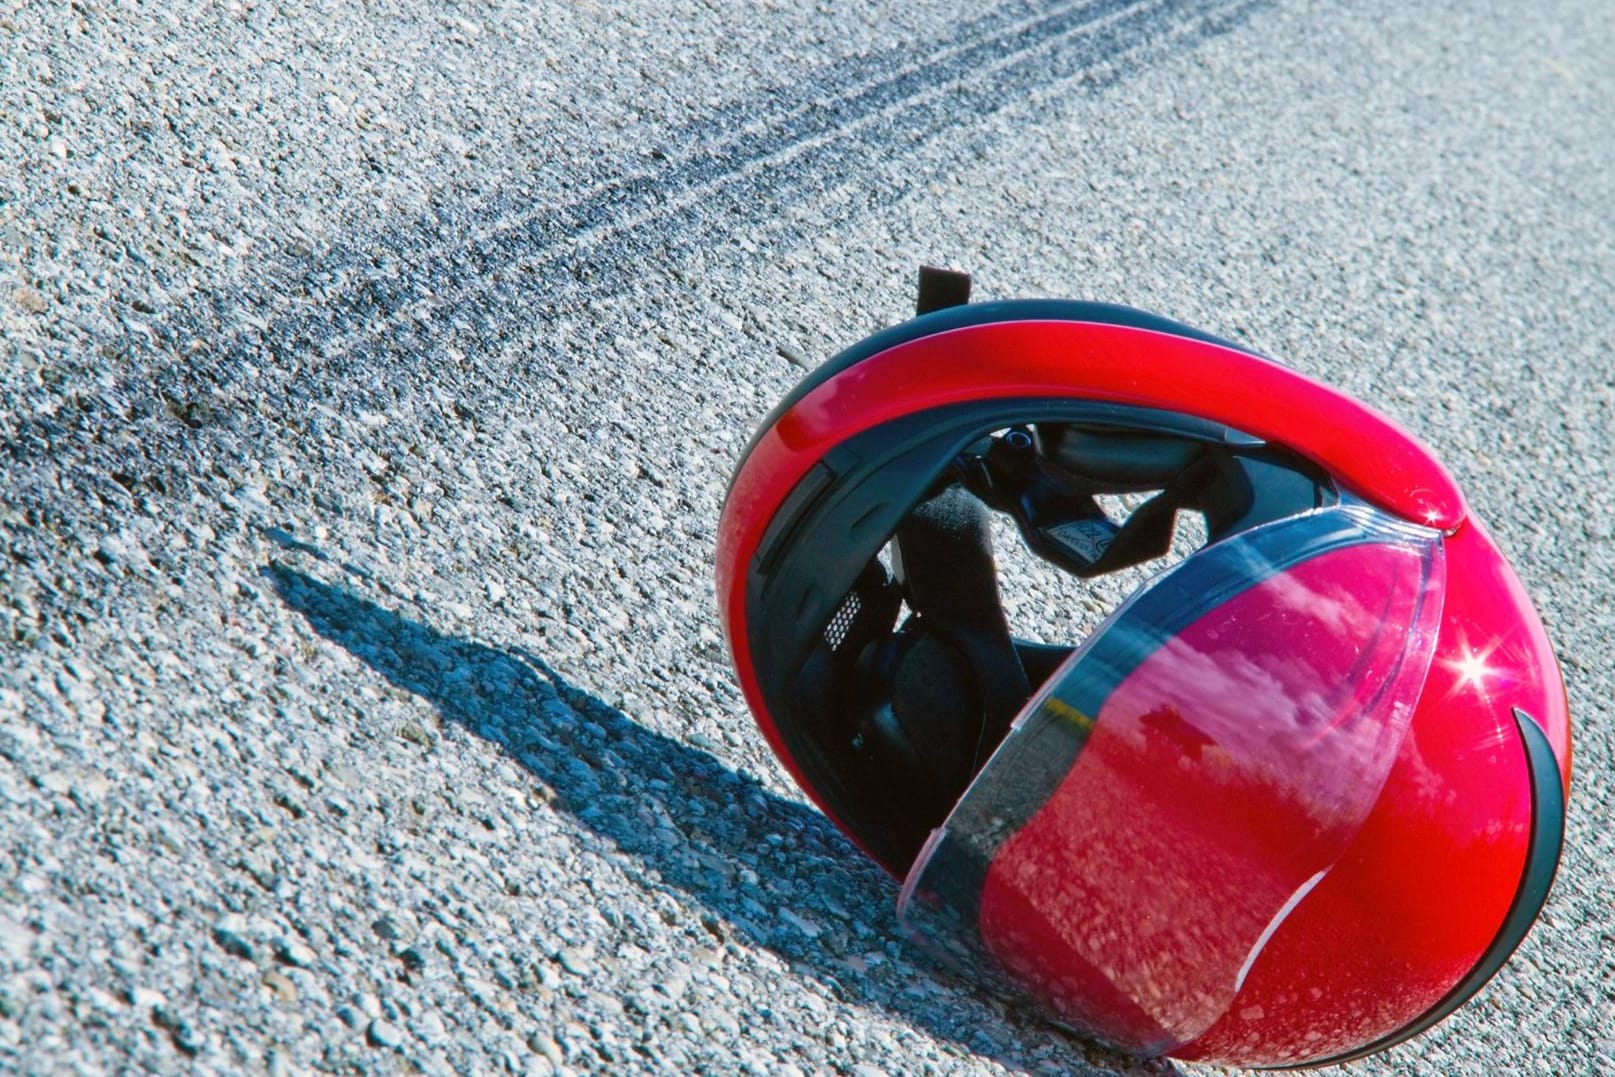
[2, 0, 1612, 1073]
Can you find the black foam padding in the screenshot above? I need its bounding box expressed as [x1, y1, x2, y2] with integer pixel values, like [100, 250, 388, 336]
[1044, 427, 1202, 487]
[890, 633, 979, 802]
[895, 487, 1001, 625]
[893, 486, 1030, 771]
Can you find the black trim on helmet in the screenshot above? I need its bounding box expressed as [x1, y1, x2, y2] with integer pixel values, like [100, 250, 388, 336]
[1290, 707, 1566, 1069]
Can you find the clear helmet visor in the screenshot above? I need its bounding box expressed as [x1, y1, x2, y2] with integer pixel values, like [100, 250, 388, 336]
[897, 503, 1446, 1057]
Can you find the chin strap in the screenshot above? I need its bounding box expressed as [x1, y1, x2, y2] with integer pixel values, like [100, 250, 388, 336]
[873, 485, 1030, 804]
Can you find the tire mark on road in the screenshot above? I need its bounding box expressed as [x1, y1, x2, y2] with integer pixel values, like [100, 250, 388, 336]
[4, 0, 1266, 485]
[157, 0, 1263, 387]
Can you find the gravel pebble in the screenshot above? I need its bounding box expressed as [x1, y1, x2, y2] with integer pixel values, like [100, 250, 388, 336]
[12, 286, 47, 314]
[556, 946, 595, 977]
[366, 1018, 405, 1050]
[273, 938, 318, 969]
[528, 1032, 564, 1067]
[261, 969, 298, 1005]
[212, 917, 256, 962]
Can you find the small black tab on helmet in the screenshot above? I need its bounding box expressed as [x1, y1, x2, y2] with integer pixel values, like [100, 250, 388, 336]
[916, 265, 973, 315]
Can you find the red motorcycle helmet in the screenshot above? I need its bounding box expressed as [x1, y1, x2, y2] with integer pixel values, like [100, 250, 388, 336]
[715, 271, 1570, 1067]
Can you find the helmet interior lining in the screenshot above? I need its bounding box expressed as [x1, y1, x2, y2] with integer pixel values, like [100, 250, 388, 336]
[744, 399, 1334, 875]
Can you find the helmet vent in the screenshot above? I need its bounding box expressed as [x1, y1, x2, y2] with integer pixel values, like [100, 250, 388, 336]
[824, 590, 862, 652]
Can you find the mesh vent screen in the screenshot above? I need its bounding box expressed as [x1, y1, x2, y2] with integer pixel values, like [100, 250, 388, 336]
[824, 590, 862, 652]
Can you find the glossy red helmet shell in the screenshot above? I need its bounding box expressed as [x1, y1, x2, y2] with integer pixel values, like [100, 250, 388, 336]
[715, 294, 1570, 1067]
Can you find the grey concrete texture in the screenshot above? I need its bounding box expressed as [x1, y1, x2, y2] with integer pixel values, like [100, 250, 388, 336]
[2, 0, 1611, 1073]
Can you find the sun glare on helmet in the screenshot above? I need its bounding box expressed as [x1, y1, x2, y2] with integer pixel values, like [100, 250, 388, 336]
[1446, 638, 1503, 703]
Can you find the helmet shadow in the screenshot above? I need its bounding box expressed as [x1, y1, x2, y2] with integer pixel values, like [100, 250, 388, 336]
[262, 556, 1179, 1077]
